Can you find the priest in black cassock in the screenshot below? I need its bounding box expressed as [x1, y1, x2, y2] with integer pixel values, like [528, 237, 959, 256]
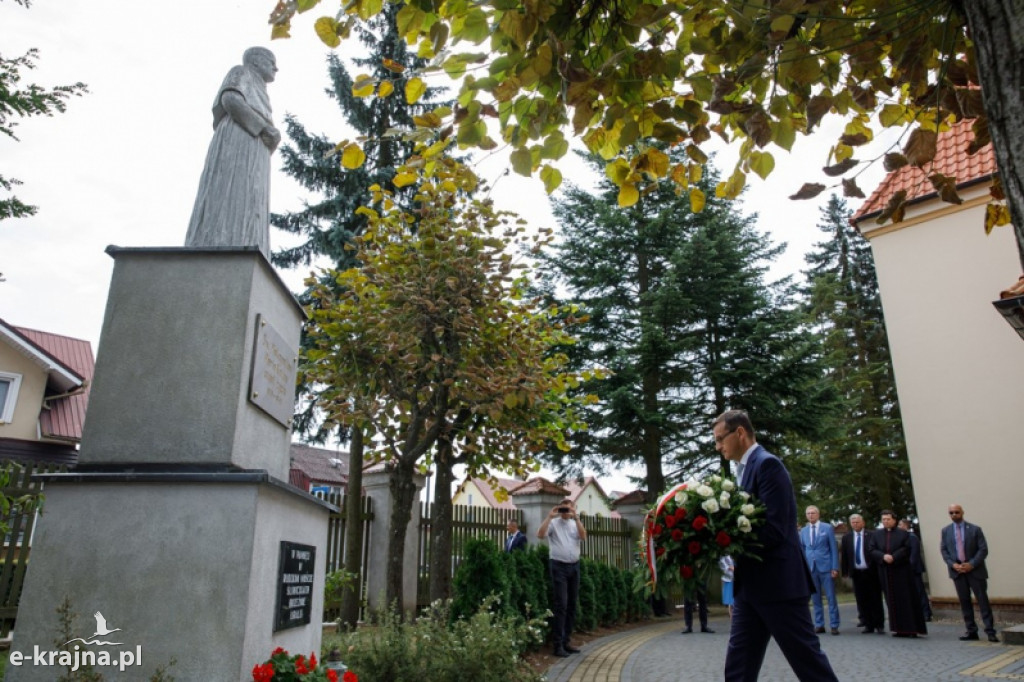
[867, 510, 927, 638]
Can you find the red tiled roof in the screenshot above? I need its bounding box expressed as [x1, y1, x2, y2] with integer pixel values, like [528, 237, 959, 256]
[509, 476, 570, 497]
[852, 118, 997, 223]
[12, 326, 94, 442]
[289, 443, 350, 486]
[611, 489, 648, 506]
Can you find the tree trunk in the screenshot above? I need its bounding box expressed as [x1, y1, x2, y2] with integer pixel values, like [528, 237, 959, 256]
[385, 456, 420, 614]
[428, 442, 457, 603]
[338, 424, 365, 629]
[961, 0, 1024, 269]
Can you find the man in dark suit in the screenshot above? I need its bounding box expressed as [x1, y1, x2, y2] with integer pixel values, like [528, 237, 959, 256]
[714, 409, 838, 682]
[941, 504, 998, 643]
[505, 518, 527, 552]
[841, 513, 885, 633]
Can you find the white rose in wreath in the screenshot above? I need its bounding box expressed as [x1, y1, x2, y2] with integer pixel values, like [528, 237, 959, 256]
[719, 491, 731, 508]
[741, 503, 756, 516]
[674, 490, 688, 505]
[721, 479, 736, 492]
[737, 516, 752, 533]
[702, 498, 720, 514]
[697, 484, 714, 498]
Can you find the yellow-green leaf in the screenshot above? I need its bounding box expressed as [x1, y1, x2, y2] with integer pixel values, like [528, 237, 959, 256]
[879, 104, 909, 128]
[378, 80, 395, 98]
[314, 16, 341, 48]
[618, 183, 639, 207]
[341, 143, 366, 169]
[393, 171, 419, 187]
[510, 148, 533, 176]
[352, 75, 375, 98]
[406, 77, 426, 104]
[749, 151, 775, 180]
[689, 187, 706, 213]
[540, 165, 562, 194]
[270, 22, 292, 40]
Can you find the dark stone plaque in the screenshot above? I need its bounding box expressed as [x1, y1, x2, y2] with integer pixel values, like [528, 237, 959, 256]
[274, 541, 316, 631]
[249, 313, 298, 428]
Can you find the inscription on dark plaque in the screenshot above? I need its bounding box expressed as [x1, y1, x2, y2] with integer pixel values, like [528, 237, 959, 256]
[274, 541, 316, 631]
[249, 313, 297, 428]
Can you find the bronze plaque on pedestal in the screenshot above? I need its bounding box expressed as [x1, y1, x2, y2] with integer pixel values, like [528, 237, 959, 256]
[249, 314, 297, 428]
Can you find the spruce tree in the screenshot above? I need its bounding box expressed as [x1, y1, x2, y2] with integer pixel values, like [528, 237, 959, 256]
[792, 195, 914, 521]
[536, 152, 835, 499]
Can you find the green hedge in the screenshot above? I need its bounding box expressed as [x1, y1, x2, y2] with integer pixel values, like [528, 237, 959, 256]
[450, 537, 650, 645]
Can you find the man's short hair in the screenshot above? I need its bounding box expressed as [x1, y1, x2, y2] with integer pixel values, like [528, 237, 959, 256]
[714, 409, 755, 438]
[880, 509, 895, 519]
[848, 513, 863, 522]
[806, 505, 820, 514]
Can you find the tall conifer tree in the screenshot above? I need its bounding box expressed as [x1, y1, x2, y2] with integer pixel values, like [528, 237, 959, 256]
[536, 153, 835, 499]
[792, 195, 913, 521]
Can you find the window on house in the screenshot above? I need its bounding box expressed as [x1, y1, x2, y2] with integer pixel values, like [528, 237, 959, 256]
[0, 372, 23, 424]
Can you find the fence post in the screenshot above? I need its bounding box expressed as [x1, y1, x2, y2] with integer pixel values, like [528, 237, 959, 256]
[361, 468, 425, 615]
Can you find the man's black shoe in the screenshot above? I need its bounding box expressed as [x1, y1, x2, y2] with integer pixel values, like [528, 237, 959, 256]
[988, 634, 1000, 643]
[831, 628, 840, 635]
[814, 626, 826, 634]
[701, 627, 715, 633]
[959, 633, 980, 641]
[564, 645, 581, 653]
[681, 627, 693, 634]
[861, 627, 875, 634]
[553, 648, 570, 658]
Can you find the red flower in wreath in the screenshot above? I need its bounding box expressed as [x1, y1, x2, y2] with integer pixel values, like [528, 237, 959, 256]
[688, 540, 701, 555]
[671, 529, 684, 542]
[656, 546, 666, 557]
[675, 507, 687, 521]
[252, 663, 275, 682]
[716, 530, 732, 547]
[691, 515, 708, 532]
[680, 565, 694, 579]
[652, 523, 664, 536]
[664, 514, 677, 529]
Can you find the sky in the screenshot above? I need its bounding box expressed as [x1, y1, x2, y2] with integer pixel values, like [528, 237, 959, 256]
[1, 1, 889, 492]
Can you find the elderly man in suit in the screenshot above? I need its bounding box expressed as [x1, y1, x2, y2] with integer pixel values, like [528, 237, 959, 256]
[505, 518, 527, 552]
[941, 504, 998, 643]
[801, 505, 841, 635]
[841, 513, 885, 634]
[714, 409, 838, 682]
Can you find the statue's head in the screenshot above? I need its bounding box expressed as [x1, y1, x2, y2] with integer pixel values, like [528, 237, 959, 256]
[243, 47, 277, 83]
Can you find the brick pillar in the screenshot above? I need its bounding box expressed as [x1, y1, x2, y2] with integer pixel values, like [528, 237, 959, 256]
[361, 468, 425, 614]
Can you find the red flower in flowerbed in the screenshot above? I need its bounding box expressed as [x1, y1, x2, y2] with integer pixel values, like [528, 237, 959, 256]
[638, 475, 765, 600]
[252, 647, 351, 682]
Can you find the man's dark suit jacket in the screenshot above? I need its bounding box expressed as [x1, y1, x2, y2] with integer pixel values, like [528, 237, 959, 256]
[736, 444, 814, 602]
[505, 530, 527, 552]
[940, 521, 989, 579]
[840, 529, 873, 576]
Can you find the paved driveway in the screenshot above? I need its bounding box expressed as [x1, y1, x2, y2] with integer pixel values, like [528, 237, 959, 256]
[546, 604, 1023, 681]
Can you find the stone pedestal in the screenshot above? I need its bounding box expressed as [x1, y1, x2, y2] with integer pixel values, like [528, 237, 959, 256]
[8, 248, 330, 681]
[79, 247, 301, 478]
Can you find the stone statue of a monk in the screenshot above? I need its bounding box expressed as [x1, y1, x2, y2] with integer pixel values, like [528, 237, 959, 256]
[184, 47, 280, 259]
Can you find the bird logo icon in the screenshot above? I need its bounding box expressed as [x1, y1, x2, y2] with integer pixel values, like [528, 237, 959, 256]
[64, 611, 123, 646]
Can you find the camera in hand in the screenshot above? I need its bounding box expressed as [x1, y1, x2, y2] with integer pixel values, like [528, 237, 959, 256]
[557, 507, 570, 513]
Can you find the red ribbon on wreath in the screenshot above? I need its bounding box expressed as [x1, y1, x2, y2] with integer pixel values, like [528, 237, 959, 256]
[642, 483, 689, 591]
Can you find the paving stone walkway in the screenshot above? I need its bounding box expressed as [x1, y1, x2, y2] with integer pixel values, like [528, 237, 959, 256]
[546, 604, 1024, 681]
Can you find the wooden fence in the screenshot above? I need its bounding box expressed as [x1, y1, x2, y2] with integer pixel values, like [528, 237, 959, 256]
[321, 491, 374, 623]
[415, 503, 633, 609]
[0, 460, 64, 637]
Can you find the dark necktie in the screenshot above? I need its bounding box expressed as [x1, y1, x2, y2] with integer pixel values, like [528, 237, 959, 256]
[956, 524, 966, 562]
[811, 524, 817, 545]
[855, 532, 862, 566]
